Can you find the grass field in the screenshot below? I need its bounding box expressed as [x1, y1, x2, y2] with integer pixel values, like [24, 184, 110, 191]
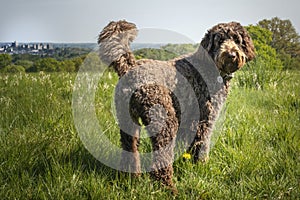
[0, 68, 299, 199]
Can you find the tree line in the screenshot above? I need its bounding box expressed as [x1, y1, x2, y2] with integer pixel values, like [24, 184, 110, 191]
[0, 17, 299, 73]
[0, 54, 85, 73]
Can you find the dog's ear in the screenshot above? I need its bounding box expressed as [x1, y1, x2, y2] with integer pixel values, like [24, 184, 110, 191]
[201, 25, 226, 55]
[200, 31, 214, 53]
[241, 33, 255, 62]
[230, 22, 255, 61]
[201, 31, 223, 55]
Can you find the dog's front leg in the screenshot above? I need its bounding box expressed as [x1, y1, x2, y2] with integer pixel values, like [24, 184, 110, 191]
[188, 121, 212, 163]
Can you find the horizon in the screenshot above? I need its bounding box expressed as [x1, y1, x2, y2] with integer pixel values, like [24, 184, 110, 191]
[0, 0, 299, 43]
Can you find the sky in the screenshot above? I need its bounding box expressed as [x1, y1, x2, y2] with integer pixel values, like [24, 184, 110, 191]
[0, 0, 299, 43]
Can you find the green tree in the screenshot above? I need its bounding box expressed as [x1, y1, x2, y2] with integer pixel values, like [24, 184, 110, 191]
[71, 57, 83, 72]
[60, 60, 76, 72]
[258, 17, 300, 69]
[161, 44, 198, 55]
[34, 58, 60, 72]
[80, 52, 103, 72]
[12, 54, 40, 63]
[258, 17, 300, 56]
[246, 25, 283, 70]
[0, 54, 12, 69]
[1, 65, 25, 73]
[14, 60, 34, 71]
[134, 48, 177, 61]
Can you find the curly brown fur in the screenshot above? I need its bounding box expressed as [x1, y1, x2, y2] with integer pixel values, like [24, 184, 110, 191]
[98, 20, 255, 190]
[98, 20, 138, 76]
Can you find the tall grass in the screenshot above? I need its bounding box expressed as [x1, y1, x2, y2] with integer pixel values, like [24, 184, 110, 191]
[234, 56, 287, 90]
[0, 69, 299, 199]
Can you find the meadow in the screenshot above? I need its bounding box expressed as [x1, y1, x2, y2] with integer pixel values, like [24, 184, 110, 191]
[0, 65, 299, 199]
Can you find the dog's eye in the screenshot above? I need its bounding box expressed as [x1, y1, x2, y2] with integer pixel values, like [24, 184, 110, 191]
[233, 36, 241, 44]
[214, 34, 221, 41]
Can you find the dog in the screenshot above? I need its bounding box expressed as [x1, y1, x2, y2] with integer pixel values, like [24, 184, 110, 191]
[98, 20, 255, 191]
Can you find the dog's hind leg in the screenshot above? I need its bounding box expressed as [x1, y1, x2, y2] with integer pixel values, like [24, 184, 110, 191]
[149, 135, 175, 187]
[147, 110, 178, 190]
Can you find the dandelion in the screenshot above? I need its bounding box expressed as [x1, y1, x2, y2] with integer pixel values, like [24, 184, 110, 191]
[182, 152, 191, 160]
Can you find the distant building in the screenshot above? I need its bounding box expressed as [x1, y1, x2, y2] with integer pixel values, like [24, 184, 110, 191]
[11, 41, 18, 48]
[0, 41, 56, 55]
[31, 49, 39, 54]
[47, 43, 53, 50]
[33, 44, 42, 50]
[38, 43, 43, 50]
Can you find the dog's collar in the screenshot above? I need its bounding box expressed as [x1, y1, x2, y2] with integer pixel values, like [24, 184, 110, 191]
[220, 72, 234, 82]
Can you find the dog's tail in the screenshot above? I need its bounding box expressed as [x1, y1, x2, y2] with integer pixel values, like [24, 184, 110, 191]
[98, 20, 138, 77]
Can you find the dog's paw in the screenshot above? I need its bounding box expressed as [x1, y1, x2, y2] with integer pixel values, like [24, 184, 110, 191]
[200, 155, 209, 163]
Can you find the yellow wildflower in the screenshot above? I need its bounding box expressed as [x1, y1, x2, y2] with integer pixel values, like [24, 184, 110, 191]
[182, 152, 191, 160]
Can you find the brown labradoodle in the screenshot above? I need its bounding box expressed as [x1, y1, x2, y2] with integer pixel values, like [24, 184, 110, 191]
[98, 20, 255, 190]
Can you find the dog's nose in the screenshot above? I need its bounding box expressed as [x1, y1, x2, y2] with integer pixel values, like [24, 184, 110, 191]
[228, 52, 237, 59]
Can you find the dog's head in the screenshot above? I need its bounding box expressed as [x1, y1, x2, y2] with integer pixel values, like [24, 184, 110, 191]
[201, 22, 255, 79]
